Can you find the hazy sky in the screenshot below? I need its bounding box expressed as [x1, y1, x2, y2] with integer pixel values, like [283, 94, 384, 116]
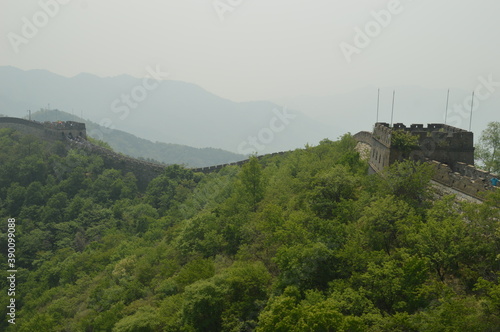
[1, 0, 500, 102]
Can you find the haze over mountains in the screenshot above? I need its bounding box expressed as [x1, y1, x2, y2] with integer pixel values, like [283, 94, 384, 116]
[1, 66, 497, 154]
[0, 66, 338, 154]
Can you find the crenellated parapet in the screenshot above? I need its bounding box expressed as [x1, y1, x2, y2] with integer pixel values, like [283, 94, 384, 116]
[354, 123, 497, 201]
[393, 123, 473, 153]
[42, 120, 87, 139]
[369, 122, 475, 173]
[372, 122, 392, 147]
[191, 151, 288, 173]
[428, 159, 498, 200]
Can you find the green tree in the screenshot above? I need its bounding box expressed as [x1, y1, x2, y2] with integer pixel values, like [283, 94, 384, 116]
[275, 242, 338, 291]
[360, 195, 418, 254]
[145, 176, 176, 211]
[475, 121, 500, 174]
[239, 156, 264, 212]
[176, 213, 228, 257]
[5, 183, 26, 216]
[24, 181, 46, 206]
[407, 197, 470, 282]
[391, 130, 419, 153]
[381, 160, 434, 206]
[257, 287, 355, 332]
[181, 278, 228, 331]
[112, 306, 160, 332]
[41, 192, 69, 224]
[308, 165, 358, 220]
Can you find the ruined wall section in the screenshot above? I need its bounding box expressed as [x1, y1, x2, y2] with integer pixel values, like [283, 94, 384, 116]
[352, 131, 373, 145]
[0, 117, 87, 141]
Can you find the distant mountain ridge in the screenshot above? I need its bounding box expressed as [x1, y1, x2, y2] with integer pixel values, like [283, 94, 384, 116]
[0, 66, 338, 153]
[29, 109, 246, 168]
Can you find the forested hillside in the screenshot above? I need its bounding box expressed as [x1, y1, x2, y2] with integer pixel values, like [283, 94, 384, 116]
[30, 109, 246, 167]
[1, 127, 500, 331]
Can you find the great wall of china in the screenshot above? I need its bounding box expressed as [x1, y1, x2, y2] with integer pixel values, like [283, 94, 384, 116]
[1, 117, 498, 200]
[354, 123, 499, 201]
[0, 117, 285, 189]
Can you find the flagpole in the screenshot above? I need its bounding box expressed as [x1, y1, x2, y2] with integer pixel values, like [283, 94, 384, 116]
[469, 91, 474, 131]
[444, 89, 450, 124]
[390, 90, 395, 127]
[376, 88, 380, 123]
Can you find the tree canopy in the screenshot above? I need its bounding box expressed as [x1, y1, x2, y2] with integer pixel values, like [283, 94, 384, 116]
[476, 121, 500, 174]
[1, 129, 499, 331]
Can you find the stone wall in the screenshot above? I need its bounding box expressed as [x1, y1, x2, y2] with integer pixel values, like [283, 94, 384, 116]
[42, 120, 87, 140]
[192, 152, 288, 173]
[369, 124, 392, 173]
[0, 117, 293, 189]
[68, 138, 167, 190]
[454, 162, 499, 184]
[352, 131, 373, 145]
[370, 122, 475, 171]
[69, 138, 289, 189]
[354, 126, 498, 201]
[389, 122, 475, 167]
[0, 117, 87, 141]
[429, 160, 498, 200]
[0, 117, 48, 137]
[2, 116, 496, 200]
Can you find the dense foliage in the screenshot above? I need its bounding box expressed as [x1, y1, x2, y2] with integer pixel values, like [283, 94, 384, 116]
[1, 128, 500, 331]
[390, 130, 419, 153]
[476, 121, 500, 174]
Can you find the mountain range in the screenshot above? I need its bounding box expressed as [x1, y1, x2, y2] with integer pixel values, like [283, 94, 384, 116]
[28, 109, 245, 168]
[2, 66, 496, 156]
[0, 66, 338, 154]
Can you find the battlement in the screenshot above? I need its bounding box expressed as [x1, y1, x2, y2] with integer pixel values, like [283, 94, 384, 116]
[355, 124, 497, 201]
[389, 123, 473, 150]
[375, 122, 473, 144]
[42, 120, 86, 131]
[429, 160, 498, 200]
[42, 120, 87, 139]
[369, 122, 475, 174]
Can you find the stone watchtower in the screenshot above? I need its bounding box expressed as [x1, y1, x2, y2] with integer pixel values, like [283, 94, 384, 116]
[369, 122, 474, 173]
[42, 120, 87, 140]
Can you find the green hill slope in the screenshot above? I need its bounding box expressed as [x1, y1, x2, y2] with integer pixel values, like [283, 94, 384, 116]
[0, 129, 499, 331]
[30, 109, 246, 167]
